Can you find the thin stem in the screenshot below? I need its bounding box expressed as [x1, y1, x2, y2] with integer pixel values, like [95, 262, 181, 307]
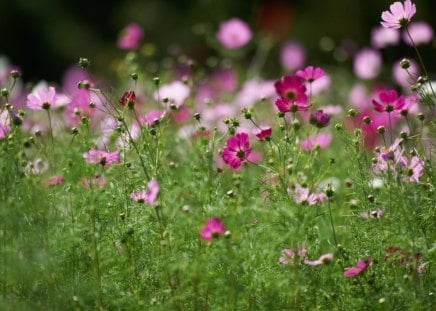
[327, 199, 338, 247]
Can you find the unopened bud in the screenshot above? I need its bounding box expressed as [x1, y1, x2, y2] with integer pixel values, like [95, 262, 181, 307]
[153, 77, 160, 86]
[363, 116, 371, 125]
[400, 58, 410, 69]
[78, 57, 91, 68]
[377, 126, 385, 135]
[347, 108, 356, 117]
[130, 73, 138, 81]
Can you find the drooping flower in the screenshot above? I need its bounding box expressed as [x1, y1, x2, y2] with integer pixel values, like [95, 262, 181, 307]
[353, 48, 382, 80]
[402, 21, 433, 46]
[304, 253, 334, 266]
[255, 127, 272, 141]
[343, 258, 372, 277]
[280, 41, 306, 72]
[200, 218, 226, 241]
[216, 18, 252, 49]
[381, 0, 416, 29]
[119, 90, 136, 107]
[117, 23, 144, 50]
[222, 132, 251, 170]
[372, 89, 406, 113]
[83, 149, 120, 167]
[296, 66, 325, 83]
[26, 86, 57, 110]
[309, 110, 330, 128]
[130, 179, 160, 205]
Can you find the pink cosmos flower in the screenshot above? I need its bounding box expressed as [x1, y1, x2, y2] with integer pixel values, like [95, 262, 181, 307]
[26, 86, 57, 110]
[130, 179, 160, 205]
[280, 42, 306, 72]
[222, 132, 252, 170]
[343, 258, 372, 277]
[83, 149, 120, 167]
[117, 23, 144, 50]
[275, 75, 307, 104]
[372, 138, 408, 173]
[353, 48, 382, 80]
[296, 66, 325, 83]
[304, 253, 334, 266]
[289, 184, 327, 205]
[372, 89, 406, 113]
[119, 91, 136, 107]
[155, 81, 190, 109]
[200, 218, 226, 241]
[300, 133, 332, 151]
[279, 244, 307, 264]
[402, 21, 433, 46]
[65, 89, 96, 125]
[381, 0, 416, 29]
[360, 209, 384, 219]
[371, 26, 400, 48]
[139, 110, 165, 127]
[403, 156, 424, 182]
[255, 127, 272, 140]
[216, 18, 252, 49]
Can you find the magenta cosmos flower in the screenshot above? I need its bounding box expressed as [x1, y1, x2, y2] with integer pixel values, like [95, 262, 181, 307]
[200, 218, 226, 241]
[372, 89, 406, 113]
[255, 127, 272, 141]
[222, 132, 251, 170]
[296, 66, 325, 83]
[344, 258, 372, 277]
[274, 75, 308, 113]
[216, 18, 252, 49]
[117, 23, 144, 50]
[83, 149, 120, 167]
[309, 110, 330, 128]
[381, 0, 416, 29]
[26, 86, 57, 110]
[130, 179, 160, 205]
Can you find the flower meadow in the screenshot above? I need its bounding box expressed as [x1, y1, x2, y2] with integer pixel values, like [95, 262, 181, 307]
[0, 1, 435, 310]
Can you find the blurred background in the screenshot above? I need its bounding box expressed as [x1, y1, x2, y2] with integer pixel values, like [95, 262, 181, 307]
[1, 0, 435, 82]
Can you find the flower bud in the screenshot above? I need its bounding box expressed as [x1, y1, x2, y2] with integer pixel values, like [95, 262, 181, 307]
[78, 57, 91, 68]
[130, 73, 138, 81]
[363, 116, 371, 125]
[377, 126, 385, 135]
[0, 88, 9, 98]
[347, 108, 356, 117]
[194, 112, 201, 121]
[153, 77, 160, 86]
[400, 58, 410, 69]
[10, 70, 21, 79]
[417, 113, 425, 121]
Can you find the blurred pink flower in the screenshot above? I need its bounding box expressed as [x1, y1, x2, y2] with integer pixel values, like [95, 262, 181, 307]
[289, 184, 327, 205]
[304, 253, 334, 266]
[403, 21, 433, 46]
[371, 26, 400, 48]
[216, 18, 252, 49]
[0, 110, 11, 139]
[222, 132, 251, 170]
[279, 244, 307, 264]
[310, 74, 331, 95]
[155, 81, 190, 109]
[372, 89, 406, 113]
[403, 156, 424, 182]
[360, 209, 384, 219]
[353, 48, 382, 80]
[300, 133, 332, 151]
[139, 110, 165, 127]
[83, 149, 120, 167]
[296, 66, 325, 83]
[381, 0, 416, 29]
[309, 110, 330, 128]
[117, 23, 144, 50]
[81, 175, 106, 189]
[280, 42, 305, 72]
[344, 258, 372, 277]
[130, 179, 160, 205]
[65, 89, 96, 125]
[392, 58, 420, 88]
[119, 90, 136, 107]
[43, 175, 65, 188]
[200, 218, 226, 241]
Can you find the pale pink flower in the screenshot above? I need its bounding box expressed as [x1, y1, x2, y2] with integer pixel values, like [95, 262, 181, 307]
[0, 110, 11, 139]
[403, 156, 424, 182]
[344, 258, 372, 277]
[353, 48, 382, 80]
[371, 26, 400, 48]
[200, 218, 226, 241]
[43, 175, 65, 188]
[296, 66, 325, 83]
[289, 184, 327, 206]
[26, 86, 57, 110]
[216, 18, 252, 49]
[310, 74, 331, 95]
[360, 209, 384, 219]
[300, 133, 332, 151]
[222, 132, 252, 170]
[130, 179, 160, 205]
[155, 81, 190, 109]
[279, 244, 307, 264]
[318, 105, 343, 115]
[83, 149, 120, 167]
[138, 110, 165, 127]
[381, 0, 416, 29]
[117, 23, 144, 50]
[65, 89, 96, 125]
[81, 175, 106, 189]
[304, 253, 334, 266]
[402, 21, 433, 46]
[280, 42, 305, 72]
[234, 79, 275, 108]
